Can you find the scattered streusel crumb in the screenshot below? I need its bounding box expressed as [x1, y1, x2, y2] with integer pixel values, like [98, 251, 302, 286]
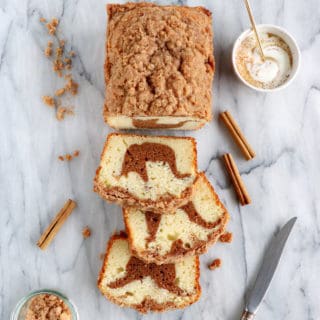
[42, 95, 55, 107]
[56, 46, 63, 58]
[53, 59, 64, 74]
[65, 77, 78, 95]
[73, 150, 80, 157]
[56, 106, 74, 121]
[55, 88, 65, 97]
[209, 258, 222, 270]
[100, 253, 105, 260]
[40, 18, 79, 120]
[82, 226, 91, 239]
[58, 150, 79, 161]
[219, 232, 233, 243]
[25, 293, 71, 320]
[44, 46, 52, 57]
[65, 154, 72, 161]
[46, 18, 59, 35]
[64, 58, 72, 70]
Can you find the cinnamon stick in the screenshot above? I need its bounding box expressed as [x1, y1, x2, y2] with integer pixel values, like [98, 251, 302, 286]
[37, 199, 76, 250]
[222, 153, 251, 206]
[220, 111, 255, 160]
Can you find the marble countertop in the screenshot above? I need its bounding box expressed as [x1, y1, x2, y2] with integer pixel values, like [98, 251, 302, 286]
[1, 0, 319, 319]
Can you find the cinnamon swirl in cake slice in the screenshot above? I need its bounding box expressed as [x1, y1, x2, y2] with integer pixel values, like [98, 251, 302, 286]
[94, 133, 197, 213]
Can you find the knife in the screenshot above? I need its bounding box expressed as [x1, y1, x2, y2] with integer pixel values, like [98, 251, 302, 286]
[240, 217, 297, 320]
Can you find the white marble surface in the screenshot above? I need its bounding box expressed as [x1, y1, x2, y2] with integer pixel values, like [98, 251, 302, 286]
[1, 0, 320, 319]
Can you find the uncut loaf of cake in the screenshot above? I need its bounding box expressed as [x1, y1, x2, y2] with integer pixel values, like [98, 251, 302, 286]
[98, 233, 201, 313]
[124, 173, 229, 264]
[94, 133, 197, 213]
[104, 3, 215, 130]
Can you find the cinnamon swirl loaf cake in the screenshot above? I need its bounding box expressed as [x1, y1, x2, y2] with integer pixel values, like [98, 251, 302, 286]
[98, 233, 201, 313]
[124, 173, 229, 264]
[94, 133, 197, 213]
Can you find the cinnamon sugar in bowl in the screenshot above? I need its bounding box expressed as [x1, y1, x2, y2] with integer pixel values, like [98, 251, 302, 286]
[11, 289, 78, 320]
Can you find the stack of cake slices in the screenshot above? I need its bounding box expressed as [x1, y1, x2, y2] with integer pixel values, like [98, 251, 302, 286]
[94, 133, 229, 313]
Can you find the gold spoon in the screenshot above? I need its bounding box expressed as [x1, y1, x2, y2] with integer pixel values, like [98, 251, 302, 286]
[243, 0, 266, 61]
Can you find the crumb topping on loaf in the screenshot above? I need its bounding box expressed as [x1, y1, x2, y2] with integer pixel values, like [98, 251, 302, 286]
[105, 3, 214, 119]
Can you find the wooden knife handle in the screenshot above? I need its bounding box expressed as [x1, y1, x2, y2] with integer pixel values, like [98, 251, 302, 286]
[240, 310, 255, 320]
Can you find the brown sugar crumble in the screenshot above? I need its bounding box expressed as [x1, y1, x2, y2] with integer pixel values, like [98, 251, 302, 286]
[56, 106, 74, 121]
[219, 232, 233, 243]
[25, 293, 71, 320]
[209, 258, 222, 270]
[73, 150, 80, 157]
[40, 17, 79, 120]
[45, 46, 53, 57]
[55, 88, 65, 97]
[46, 18, 59, 35]
[58, 150, 80, 161]
[65, 76, 78, 95]
[42, 95, 55, 107]
[82, 226, 91, 239]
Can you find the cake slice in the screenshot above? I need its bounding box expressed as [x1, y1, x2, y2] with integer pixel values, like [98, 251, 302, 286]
[124, 173, 229, 264]
[94, 133, 197, 213]
[104, 3, 214, 130]
[98, 233, 201, 313]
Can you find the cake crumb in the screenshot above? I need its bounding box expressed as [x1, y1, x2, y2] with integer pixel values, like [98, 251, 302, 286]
[56, 106, 74, 121]
[64, 58, 72, 70]
[100, 253, 105, 260]
[82, 226, 91, 239]
[219, 232, 233, 243]
[209, 258, 222, 270]
[40, 17, 79, 120]
[73, 150, 80, 157]
[44, 46, 52, 57]
[25, 293, 71, 320]
[64, 77, 78, 95]
[58, 150, 79, 161]
[55, 88, 65, 97]
[56, 46, 64, 58]
[65, 154, 72, 161]
[53, 59, 64, 74]
[59, 39, 65, 48]
[39, 17, 47, 23]
[69, 51, 76, 57]
[42, 95, 55, 107]
[46, 18, 59, 35]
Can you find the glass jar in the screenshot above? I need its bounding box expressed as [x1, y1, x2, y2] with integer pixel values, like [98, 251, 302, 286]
[10, 289, 79, 320]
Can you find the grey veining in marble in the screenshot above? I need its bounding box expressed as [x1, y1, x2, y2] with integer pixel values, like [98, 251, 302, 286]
[1, 0, 320, 319]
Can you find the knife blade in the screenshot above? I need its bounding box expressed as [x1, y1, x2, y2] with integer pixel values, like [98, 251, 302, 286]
[241, 217, 297, 320]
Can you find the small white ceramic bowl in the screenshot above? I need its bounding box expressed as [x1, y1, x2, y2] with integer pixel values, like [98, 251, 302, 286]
[232, 24, 300, 92]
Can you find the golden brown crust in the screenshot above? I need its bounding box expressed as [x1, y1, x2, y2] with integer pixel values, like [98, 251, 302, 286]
[124, 172, 230, 264]
[104, 3, 214, 127]
[97, 233, 201, 313]
[93, 133, 198, 213]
